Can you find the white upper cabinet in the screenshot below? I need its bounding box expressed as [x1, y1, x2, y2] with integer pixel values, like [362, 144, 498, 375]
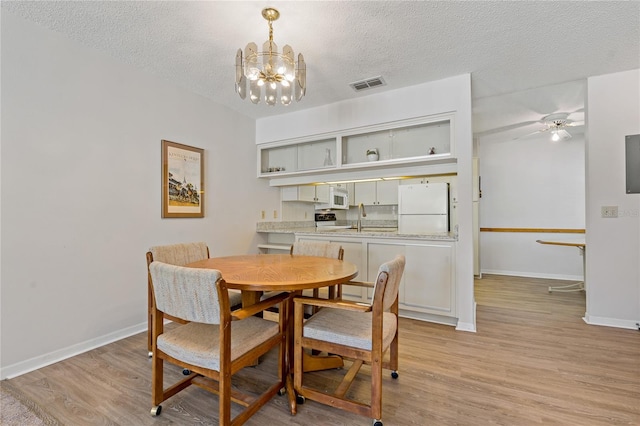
[258, 114, 454, 178]
[354, 180, 399, 206]
[281, 184, 330, 203]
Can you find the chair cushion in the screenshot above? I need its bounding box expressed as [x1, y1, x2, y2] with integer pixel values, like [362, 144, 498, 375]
[302, 308, 397, 351]
[157, 318, 279, 371]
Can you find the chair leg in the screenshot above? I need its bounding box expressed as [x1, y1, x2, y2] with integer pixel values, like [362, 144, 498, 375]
[371, 351, 383, 421]
[147, 284, 153, 355]
[151, 306, 165, 409]
[151, 352, 164, 407]
[389, 332, 399, 373]
[219, 369, 232, 426]
[147, 313, 153, 357]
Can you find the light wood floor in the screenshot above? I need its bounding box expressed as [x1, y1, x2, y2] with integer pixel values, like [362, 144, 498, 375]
[3, 275, 639, 425]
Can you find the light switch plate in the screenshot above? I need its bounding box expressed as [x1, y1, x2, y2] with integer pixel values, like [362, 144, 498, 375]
[601, 206, 618, 218]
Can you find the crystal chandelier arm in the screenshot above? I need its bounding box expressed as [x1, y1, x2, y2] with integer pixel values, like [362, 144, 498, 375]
[235, 49, 246, 99]
[295, 53, 306, 101]
[249, 79, 261, 104]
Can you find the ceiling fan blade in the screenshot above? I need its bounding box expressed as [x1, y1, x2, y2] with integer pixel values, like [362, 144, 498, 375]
[512, 130, 543, 140]
[475, 121, 539, 138]
[567, 120, 584, 127]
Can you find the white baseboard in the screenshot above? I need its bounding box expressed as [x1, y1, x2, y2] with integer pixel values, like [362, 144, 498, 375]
[1, 322, 147, 380]
[455, 301, 477, 333]
[480, 269, 582, 281]
[455, 321, 476, 332]
[398, 309, 457, 327]
[582, 314, 640, 330]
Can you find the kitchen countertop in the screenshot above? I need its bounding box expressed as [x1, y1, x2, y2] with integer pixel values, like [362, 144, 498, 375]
[256, 222, 457, 241]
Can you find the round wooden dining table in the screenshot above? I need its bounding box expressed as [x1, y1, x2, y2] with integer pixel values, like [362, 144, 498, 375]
[186, 253, 359, 414]
[187, 253, 359, 305]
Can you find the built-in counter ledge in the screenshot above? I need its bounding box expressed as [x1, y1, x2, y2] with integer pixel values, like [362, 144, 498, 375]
[256, 221, 315, 232]
[256, 222, 457, 241]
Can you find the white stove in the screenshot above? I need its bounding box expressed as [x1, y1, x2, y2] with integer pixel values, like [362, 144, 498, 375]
[314, 213, 352, 230]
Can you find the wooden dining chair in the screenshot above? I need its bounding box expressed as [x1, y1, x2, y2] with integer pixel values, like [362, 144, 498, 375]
[146, 242, 242, 355]
[148, 261, 289, 425]
[261, 241, 344, 316]
[292, 241, 345, 301]
[293, 254, 405, 426]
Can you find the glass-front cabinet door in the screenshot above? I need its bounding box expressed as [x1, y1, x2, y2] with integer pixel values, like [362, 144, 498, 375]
[341, 119, 451, 166]
[259, 138, 336, 176]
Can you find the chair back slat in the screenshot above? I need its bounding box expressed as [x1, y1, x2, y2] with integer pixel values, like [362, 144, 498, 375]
[149, 242, 209, 266]
[372, 255, 405, 311]
[291, 241, 343, 260]
[149, 261, 222, 324]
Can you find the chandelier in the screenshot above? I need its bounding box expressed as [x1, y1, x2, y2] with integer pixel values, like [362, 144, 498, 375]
[235, 7, 306, 106]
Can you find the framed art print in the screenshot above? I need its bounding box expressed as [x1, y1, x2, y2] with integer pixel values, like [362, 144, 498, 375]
[161, 140, 204, 218]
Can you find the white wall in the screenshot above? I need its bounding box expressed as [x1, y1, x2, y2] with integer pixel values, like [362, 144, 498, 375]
[585, 69, 640, 329]
[256, 74, 476, 332]
[479, 131, 585, 279]
[0, 12, 280, 378]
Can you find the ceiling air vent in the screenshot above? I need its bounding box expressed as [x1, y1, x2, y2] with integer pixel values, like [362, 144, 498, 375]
[349, 76, 387, 92]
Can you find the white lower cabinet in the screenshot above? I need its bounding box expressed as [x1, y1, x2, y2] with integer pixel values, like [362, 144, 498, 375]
[367, 242, 455, 317]
[401, 243, 455, 316]
[295, 235, 456, 322]
[297, 237, 366, 300]
[366, 243, 405, 302]
[335, 241, 366, 300]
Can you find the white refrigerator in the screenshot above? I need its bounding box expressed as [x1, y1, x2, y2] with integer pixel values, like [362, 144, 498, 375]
[398, 183, 449, 234]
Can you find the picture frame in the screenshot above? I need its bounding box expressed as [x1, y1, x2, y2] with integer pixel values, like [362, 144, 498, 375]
[161, 140, 204, 218]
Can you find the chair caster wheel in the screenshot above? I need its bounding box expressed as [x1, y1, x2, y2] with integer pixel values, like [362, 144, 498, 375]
[278, 387, 286, 396]
[150, 405, 162, 416]
[183, 369, 191, 375]
[296, 395, 305, 404]
[391, 371, 399, 379]
[373, 420, 383, 426]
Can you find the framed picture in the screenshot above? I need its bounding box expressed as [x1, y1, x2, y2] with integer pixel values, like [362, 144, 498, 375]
[161, 140, 204, 218]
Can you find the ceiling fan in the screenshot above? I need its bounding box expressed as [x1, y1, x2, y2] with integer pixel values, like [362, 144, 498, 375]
[515, 112, 584, 141]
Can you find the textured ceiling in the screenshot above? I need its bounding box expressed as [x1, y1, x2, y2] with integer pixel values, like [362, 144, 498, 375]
[2, 1, 639, 137]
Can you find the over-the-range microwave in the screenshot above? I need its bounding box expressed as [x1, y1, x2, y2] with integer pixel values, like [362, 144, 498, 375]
[315, 187, 349, 210]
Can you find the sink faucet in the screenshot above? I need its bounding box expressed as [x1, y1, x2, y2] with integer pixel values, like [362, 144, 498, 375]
[357, 203, 367, 232]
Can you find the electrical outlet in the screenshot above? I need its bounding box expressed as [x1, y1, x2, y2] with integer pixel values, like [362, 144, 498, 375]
[273, 210, 278, 219]
[601, 206, 618, 218]
[261, 210, 265, 219]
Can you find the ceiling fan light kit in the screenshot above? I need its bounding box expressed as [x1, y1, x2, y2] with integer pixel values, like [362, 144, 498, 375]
[542, 113, 576, 141]
[235, 7, 306, 106]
